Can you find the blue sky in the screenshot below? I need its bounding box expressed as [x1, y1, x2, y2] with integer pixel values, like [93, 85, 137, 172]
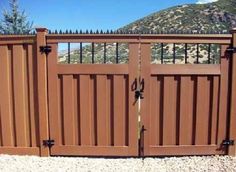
[0, 0, 217, 31]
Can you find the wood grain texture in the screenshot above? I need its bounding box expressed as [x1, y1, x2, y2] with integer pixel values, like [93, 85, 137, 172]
[163, 76, 177, 145]
[80, 75, 92, 146]
[195, 77, 210, 145]
[179, 76, 194, 145]
[217, 45, 229, 154]
[62, 75, 75, 145]
[36, 28, 49, 156]
[13, 45, 28, 147]
[96, 75, 109, 146]
[0, 45, 14, 146]
[113, 75, 126, 146]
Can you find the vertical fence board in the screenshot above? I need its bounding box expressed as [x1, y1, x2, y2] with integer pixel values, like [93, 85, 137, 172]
[80, 75, 92, 145]
[0, 45, 14, 146]
[128, 43, 139, 154]
[113, 75, 125, 146]
[96, 75, 109, 146]
[217, 45, 229, 150]
[27, 44, 37, 147]
[195, 77, 210, 145]
[211, 76, 219, 145]
[13, 45, 27, 146]
[23, 45, 30, 147]
[163, 76, 177, 145]
[74, 76, 79, 145]
[48, 44, 61, 146]
[62, 75, 75, 145]
[140, 43, 151, 155]
[36, 28, 49, 156]
[90, 75, 96, 146]
[179, 76, 194, 145]
[107, 76, 112, 146]
[150, 77, 159, 146]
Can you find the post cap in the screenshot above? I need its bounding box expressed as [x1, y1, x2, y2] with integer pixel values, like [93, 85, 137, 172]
[35, 28, 48, 33]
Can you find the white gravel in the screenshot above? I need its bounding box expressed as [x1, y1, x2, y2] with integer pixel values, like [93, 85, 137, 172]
[0, 155, 236, 172]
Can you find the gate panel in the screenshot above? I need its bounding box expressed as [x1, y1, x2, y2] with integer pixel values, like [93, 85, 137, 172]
[141, 43, 229, 156]
[47, 43, 139, 156]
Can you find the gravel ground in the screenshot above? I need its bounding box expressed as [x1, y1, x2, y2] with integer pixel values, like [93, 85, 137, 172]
[0, 155, 236, 172]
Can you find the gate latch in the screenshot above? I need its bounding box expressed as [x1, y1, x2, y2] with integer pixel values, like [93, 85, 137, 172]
[226, 47, 236, 53]
[222, 139, 234, 146]
[40, 45, 52, 55]
[135, 90, 144, 99]
[43, 139, 55, 148]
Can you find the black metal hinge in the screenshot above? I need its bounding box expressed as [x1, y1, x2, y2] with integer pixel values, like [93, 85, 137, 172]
[226, 47, 236, 53]
[43, 139, 55, 148]
[40, 45, 52, 55]
[222, 139, 234, 146]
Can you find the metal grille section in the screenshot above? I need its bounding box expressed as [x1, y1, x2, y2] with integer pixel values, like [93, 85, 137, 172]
[151, 43, 220, 64]
[58, 43, 129, 64]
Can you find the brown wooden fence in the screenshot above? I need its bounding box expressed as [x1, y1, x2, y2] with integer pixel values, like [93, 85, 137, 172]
[0, 28, 236, 157]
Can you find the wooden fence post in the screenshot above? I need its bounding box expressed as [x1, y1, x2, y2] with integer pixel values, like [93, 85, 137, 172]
[229, 28, 236, 156]
[36, 28, 50, 156]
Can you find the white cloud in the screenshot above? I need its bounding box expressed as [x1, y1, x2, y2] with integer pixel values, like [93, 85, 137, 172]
[196, 0, 218, 4]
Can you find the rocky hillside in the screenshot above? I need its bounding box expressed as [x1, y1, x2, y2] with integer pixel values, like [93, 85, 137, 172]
[59, 0, 235, 64]
[119, 0, 236, 33]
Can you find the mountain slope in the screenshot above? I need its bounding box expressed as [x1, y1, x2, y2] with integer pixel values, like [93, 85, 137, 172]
[119, 0, 236, 33]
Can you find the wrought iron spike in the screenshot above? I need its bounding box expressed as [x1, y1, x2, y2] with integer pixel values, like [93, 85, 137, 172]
[96, 30, 99, 34]
[86, 30, 89, 34]
[79, 30, 82, 34]
[59, 30, 62, 34]
[75, 30, 78, 34]
[65, 30, 68, 34]
[110, 30, 113, 34]
[100, 30, 103, 34]
[55, 30, 58, 34]
[69, 30, 72, 34]
[106, 30, 109, 34]
[90, 30, 93, 34]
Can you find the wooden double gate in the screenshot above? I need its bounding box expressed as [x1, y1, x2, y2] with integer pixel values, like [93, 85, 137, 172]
[0, 28, 236, 157]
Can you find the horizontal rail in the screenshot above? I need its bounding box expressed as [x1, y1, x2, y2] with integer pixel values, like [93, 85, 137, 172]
[46, 34, 232, 44]
[151, 64, 221, 75]
[148, 145, 224, 156]
[0, 147, 40, 155]
[0, 35, 35, 44]
[51, 146, 136, 156]
[57, 64, 129, 74]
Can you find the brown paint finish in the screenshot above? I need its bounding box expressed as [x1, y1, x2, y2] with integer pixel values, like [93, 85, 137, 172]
[163, 76, 178, 145]
[0, 31, 235, 156]
[96, 75, 109, 146]
[0, 45, 14, 146]
[62, 75, 75, 145]
[195, 77, 211, 145]
[13, 45, 28, 147]
[179, 76, 194, 145]
[79, 75, 92, 146]
[48, 41, 138, 156]
[0, 43, 40, 155]
[36, 28, 50, 156]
